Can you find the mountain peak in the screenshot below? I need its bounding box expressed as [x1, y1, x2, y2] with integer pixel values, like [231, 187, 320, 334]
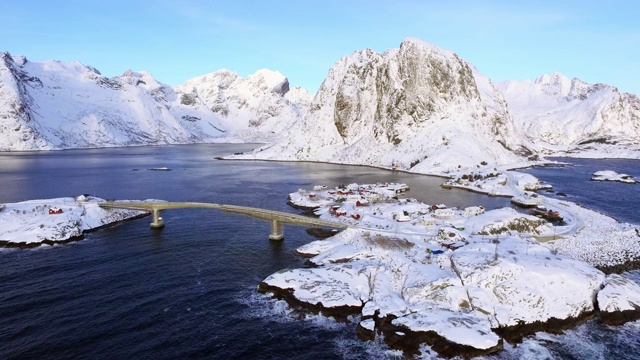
[400, 37, 453, 56]
[534, 72, 571, 97]
[246, 69, 289, 96]
[535, 72, 569, 85]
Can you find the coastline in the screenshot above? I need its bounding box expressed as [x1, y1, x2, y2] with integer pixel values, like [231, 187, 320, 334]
[0, 212, 149, 249]
[0, 197, 150, 249]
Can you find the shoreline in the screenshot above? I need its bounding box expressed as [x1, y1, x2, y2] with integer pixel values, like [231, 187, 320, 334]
[0, 212, 150, 249]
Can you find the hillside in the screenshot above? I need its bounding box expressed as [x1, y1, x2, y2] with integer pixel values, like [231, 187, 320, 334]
[498, 73, 640, 158]
[0, 52, 227, 150]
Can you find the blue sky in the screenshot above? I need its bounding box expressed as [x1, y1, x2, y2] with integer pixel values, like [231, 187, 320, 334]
[2, 0, 639, 94]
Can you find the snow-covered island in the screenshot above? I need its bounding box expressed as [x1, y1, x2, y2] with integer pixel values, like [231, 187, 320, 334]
[259, 182, 640, 358]
[0, 196, 148, 248]
[441, 168, 552, 197]
[591, 170, 637, 184]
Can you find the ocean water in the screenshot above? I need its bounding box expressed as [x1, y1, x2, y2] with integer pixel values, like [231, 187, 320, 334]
[519, 157, 640, 225]
[0, 146, 638, 359]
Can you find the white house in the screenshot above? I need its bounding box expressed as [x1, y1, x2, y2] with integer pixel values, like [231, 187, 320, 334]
[463, 206, 485, 217]
[434, 208, 455, 219]
[418, 216, 437, 226]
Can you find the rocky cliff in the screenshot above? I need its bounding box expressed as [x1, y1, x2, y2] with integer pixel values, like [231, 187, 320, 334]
[237, 38, 531, 173]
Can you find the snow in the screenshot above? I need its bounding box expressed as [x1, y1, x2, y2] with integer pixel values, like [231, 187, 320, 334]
[2, 39, 639, 169]
[438, 169, 640, 269]
[176, 68, 310, 143]
[497, 73, 640, 159]
[0, 53, 230, 150]
[598, 274, 640, 313]
[592, 170, 637, 184]
[261, 182, 640, 356]
[0, 196, 146, 245]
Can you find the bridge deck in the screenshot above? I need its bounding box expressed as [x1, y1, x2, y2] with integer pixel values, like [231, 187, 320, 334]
[99, 201, 348, 229]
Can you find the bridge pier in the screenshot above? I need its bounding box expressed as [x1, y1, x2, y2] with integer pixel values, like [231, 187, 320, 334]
[269, 219, 284, 241]
[150, 209, 165, 229]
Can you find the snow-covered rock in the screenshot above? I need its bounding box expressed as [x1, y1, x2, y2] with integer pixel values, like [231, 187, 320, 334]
[597, 274, 640, 325]
[591, 170, 637, 184]
[0, 52, 227, 150]
[0, 196, 147, 247]
[234, 38, 532, 174]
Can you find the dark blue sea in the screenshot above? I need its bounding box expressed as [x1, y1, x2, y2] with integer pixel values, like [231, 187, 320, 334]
[1, 146, 638, 359]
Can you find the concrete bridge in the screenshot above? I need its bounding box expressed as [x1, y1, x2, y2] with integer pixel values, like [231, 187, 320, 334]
[99, 201, 348, 240]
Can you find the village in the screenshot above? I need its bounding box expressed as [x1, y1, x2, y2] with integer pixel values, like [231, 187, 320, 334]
[290, 182, 499, 255]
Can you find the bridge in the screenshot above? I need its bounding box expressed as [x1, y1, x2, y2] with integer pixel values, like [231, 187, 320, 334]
[99, 201, 348, 240]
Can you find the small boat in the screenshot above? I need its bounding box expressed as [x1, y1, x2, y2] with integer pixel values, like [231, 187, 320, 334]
[531, 208, 563, 221]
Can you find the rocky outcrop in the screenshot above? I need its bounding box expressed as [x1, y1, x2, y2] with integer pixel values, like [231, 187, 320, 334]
[0, 197, 149, 248]
[0, 52, 49, 150]
[597, 274, 640, 325]
[365, 312, 504, 358]
[260, 229, 611, 358]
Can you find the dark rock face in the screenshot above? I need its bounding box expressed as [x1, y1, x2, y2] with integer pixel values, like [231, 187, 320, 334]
[597, 258, 640, 274]
[273, 78, 290, 96]
[329, 40, 492, 147]
[492, 311, 595, 344]
[600, 306, 640, 326]
[257, 282, 362, 320]
[596, 273, 640, 326]
[259, 280, 621, 359]
[370, 313, 503, 358]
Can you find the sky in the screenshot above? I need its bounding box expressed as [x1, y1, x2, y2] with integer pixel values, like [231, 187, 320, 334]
[1, 0, 639, 95]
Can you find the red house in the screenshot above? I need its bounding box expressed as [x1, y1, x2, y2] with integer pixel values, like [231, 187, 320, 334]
[49, 208, 63, 215]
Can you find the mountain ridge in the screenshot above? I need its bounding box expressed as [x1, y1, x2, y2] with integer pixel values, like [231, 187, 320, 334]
[1, 40, 639, 169]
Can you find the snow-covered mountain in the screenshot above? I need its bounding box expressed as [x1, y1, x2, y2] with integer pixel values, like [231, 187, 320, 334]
[0, 52, 229, 151]
[236, 38, 531, 173]
[498, 73, 640, 157]
[2, 40, 639, 165]
[175, 69, 311, 143]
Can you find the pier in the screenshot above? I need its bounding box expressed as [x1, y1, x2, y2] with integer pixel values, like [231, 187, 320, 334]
[99, 201, 348, 240]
